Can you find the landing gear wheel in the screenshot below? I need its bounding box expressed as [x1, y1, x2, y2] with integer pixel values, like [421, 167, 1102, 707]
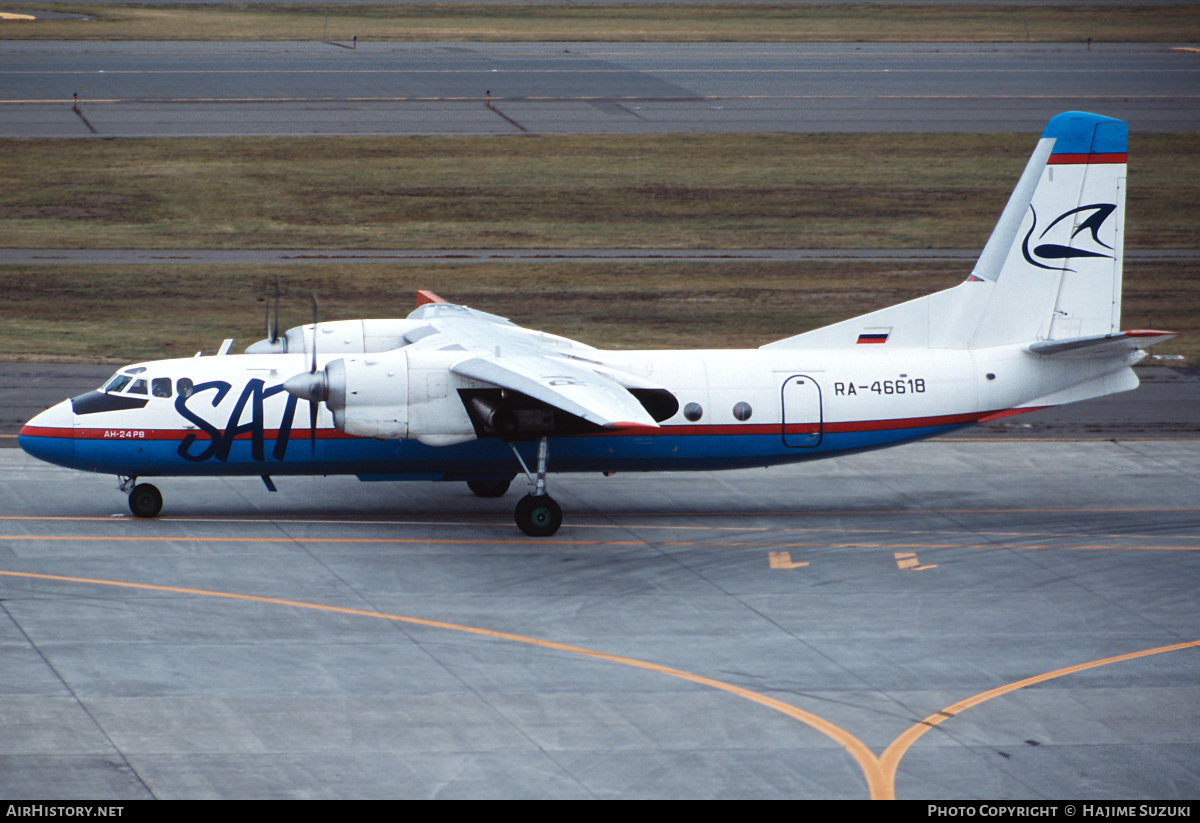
[468, 479, 511, 498]
[514, 494, 562, 537]
[128, 483, 162, 518]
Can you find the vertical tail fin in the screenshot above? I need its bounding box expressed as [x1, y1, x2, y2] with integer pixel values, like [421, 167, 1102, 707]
[968, 112, 1127, 348]
[763, 112, 1129, 353]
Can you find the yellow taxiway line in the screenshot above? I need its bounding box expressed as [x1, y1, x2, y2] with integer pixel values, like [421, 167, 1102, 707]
[1, 568, 1196, 799]
[0, 568, 883, 795]
[877, 639, 1200, 799]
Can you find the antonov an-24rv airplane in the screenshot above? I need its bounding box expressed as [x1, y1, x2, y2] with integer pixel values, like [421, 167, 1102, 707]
[20, 112, 1174, 536]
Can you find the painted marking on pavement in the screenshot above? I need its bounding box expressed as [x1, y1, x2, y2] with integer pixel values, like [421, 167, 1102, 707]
[878, 639, 1200, 799]
[0, 568, 885, 798]
[768, 550, 809, 569]
[894, 551, 936, 571]
[1, 570, 1195, 799]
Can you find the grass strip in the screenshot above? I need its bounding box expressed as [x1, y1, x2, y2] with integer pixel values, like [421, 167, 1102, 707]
[2, 134, 1197, 251]
[2, 3, 1197, 43]
[0, 260, 1193, 362]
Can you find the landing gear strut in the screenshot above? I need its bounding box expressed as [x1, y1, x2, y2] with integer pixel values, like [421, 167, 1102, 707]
[121, 476, 162, 519]
[509, 437, 561, 537]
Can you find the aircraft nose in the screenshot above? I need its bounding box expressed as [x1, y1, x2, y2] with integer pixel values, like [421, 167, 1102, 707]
[18, 400, 76, 468]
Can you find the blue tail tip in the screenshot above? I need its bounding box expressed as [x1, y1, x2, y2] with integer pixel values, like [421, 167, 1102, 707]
[1043, 111, 1127, 156]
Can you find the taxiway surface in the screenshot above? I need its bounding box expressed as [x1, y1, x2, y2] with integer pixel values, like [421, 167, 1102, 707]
[2, 366, 1199, 799]
[3, 41, 1198, 136]
[3, 26, 1200, 799]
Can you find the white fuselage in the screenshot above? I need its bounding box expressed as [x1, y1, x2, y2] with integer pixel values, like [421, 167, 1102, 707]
[17, 342, 1138, 481]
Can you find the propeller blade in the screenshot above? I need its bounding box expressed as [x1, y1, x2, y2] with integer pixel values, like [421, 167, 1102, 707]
[310, 290, 319, 375]
[282, 369, 325, 456]
[309, 291, 320, 453]
[309, 399, 318, 455]
[268, 275, 281, 344]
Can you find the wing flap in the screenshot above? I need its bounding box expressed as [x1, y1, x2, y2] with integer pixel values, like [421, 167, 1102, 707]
[452, 355, 658, 429]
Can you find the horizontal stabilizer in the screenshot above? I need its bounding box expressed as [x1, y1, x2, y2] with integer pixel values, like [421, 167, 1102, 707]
[1026, 330, 1176, 357]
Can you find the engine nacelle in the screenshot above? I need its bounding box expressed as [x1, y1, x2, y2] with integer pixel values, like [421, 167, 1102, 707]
[324, 355, 408, 439]
[314, 350, 479, 444]
[284, 348, 677, 445]
[246, 319, 438, 356]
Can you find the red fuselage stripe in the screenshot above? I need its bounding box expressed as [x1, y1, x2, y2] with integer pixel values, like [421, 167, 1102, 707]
[19, 407, 1032, 444]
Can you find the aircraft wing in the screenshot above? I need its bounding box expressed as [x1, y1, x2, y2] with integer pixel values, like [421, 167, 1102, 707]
[451, 354, 658, 430]
[407, 301, 594, 354]
[404, 301, 659, 430]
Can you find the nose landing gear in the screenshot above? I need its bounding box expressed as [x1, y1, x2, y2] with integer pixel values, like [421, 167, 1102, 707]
[119, 476, 162, 518]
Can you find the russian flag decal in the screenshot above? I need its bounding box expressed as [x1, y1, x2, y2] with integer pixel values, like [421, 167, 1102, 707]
[857, 330, 890, 344]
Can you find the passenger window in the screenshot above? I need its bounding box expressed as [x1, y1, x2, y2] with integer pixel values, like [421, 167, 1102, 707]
[177, 378, 194, 398]
[128, 379, 148, 395]
[152, 377, 172, 398]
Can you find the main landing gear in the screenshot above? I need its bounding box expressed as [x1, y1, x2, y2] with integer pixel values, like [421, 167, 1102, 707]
[119, 476, 162, 518]
[514, 494, 562, 538]
[508, 437, 562, 537]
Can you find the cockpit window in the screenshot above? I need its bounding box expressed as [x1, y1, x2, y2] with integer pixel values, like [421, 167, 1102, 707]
[102, 371, 168, 396]
[177, 378, 194, 399]
[152, 377, 172, 398]
[103, 374, 132, 393]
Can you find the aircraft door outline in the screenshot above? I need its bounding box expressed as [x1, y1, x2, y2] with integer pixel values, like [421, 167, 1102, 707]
[781, 374, 823, 448]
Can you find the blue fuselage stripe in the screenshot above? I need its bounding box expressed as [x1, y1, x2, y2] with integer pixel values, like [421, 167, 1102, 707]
[19, 424, 968, 478]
